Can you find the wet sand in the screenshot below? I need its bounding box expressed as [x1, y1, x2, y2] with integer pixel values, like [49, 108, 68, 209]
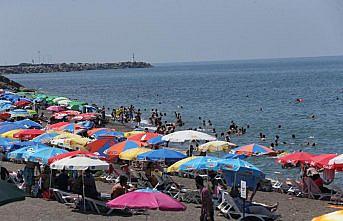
[0, 161, 338, 221]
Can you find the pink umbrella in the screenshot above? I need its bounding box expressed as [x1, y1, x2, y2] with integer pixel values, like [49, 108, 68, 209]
[47, 105, 66, 112]
[106, 188, 186, 211]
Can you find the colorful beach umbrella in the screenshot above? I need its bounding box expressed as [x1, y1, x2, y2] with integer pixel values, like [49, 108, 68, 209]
[45, 122, 70, 130]
[32, 132, 59, 143]
[328, 154, 343, 171]
[9, 109, 30, 118]
[106, 188, 186, 211]
[310, 154, 338, 169]
[1, 129, 25, 139]
[0, 124, 27, 134]
[119, 147, 152, 161]
[127, 132, 159, 142]
[124, 131, 145, 138]
[137, 149, 186, 163]
[107, 140, 141, 158]
[46, 105, 66, 112]
[47, 150, 97, 165]
[312, 210, 343, 221]
[13, 129, 44, 140]
[277, 152, 315, 166]
[87, 137, 117, 156]
[162, 130, 216, 143]
[72, 113, 98, 121]
[178, 156, 220, 171]
[14, 100, 31, 108]
[7, 143, 49, 160]
[15, 119, 43, 129]
[25, 147, 68, 164]
[232, 143, 275, 156]
[147, 136, 165, 145]
[167, 156, 199, 173]
[198, 141, 237, 152]
[87, 128, 107, 137]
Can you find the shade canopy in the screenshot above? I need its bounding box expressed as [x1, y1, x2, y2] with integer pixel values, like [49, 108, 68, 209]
[137, 149, 186, 163]
[328, 154, 343, 171]
[127, 132, 159, 142]
[50, 156, 109, 170]
[232, 143, 275, 156]
[119, 147, 153, 161]
[107, 140, 141, 158]
[48, 150, 97, 165]
[198, 141, 236, 152]
[26, 147, 68, 164]
[178, 156, 220, 171]
[162, 130, 216, 142]
[277, 152, 316, 166]
[106, 188, 186, 211]
[167, 156, 199, 173]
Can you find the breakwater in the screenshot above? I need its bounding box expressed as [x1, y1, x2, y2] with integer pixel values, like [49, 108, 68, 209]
[0, 61, 152, 74]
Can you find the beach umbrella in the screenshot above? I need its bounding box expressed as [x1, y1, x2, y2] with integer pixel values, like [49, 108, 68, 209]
[12, 129, 44, 140]
[167, 156, 199, 173]
[1, 129, 25, 139]
[59, 123, 82, 133]
[309, 154, 338, 169]
[72, 113, 98, 121]
[0, 124, 27, 134]
[277, 152, 316, 166]
[106, 188, 186, 211]
[87, 128, 107, 137]
[312, 210, 343, 221]
[7, 143, 49, 160]
[162, 130, 216, 143]
[127, 132, 159, 142]
[220, 158, 265, 189]
[137, 149, 186, 163]
[107, 140, 141, 158]
[9, 109, 30, 118]
[50, 155, 109, 170]
[14, 100, 31, 108]
[93, 130, 124, 139]
[147, 136, 165, 145]
[76, 121, 94, 130]
[3, 141, 37, 153]
[57, 99, 72, 106]
[178, 156, 220, 171]
[26, 147, 68, 164]
[198, 141, 237, 152]
[328, 154, 343, 171]
[52, 97, 69, 104]
[232, 143, 275, 156]
[87, 137, 117, 156]
[50, 133, 91, 150]
[45, 122, 70, 130]
[119, 147, 153, 161]
[15, 119, 43, 129]
[0, 112, 11, 120]
[48, 150, 97, 165]
[124, 130, 145, 138]
[46, 105, 66, 112]
[32, 132, 59, 143]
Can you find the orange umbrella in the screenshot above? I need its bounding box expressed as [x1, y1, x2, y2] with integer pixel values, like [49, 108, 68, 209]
[107, 140, 141, 158]
[127, 132, 159, 142]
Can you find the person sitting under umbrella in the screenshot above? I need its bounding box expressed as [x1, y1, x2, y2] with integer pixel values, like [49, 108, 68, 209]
[111, 175, 134, 199]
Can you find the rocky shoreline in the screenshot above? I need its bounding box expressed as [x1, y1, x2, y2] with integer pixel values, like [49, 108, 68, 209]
[0, 61, 152, 75]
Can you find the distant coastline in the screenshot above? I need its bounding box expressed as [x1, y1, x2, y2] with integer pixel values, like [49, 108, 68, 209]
[0, 61, 152, 75]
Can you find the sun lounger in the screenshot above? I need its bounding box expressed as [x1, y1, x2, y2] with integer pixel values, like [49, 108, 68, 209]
[180, 189, 201, 204]
[51, 188, 79, 206]
[220, 195, 280, 221]
[83, 197, 111, 214]
[304, 177, 332, 200]
[330, 184, 343, 205]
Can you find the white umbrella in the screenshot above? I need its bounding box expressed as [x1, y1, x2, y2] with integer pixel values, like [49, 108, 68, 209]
[329, 154, 343, 168]
[162, 130, 216, 142]
[50, 156, 109, 170]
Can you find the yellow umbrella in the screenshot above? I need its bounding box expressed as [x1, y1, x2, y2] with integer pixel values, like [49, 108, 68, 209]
[124, 131, 145, 138]
[312, 210, 343, 221]
[167, 156, 199, 173]
[51, 133, 90, 150]
[1, 129, 25, 139]
[119, 147, 152, 161]
[198, 141, 236, 152]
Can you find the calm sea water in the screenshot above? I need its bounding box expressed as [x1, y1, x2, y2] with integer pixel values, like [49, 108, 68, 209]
[5, 56, 343, 183]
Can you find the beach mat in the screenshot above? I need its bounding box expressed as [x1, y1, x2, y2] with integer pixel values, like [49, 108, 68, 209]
[0, 180, 25, 206]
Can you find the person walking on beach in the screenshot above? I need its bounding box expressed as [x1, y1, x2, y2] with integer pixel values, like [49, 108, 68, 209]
[196, 176, 214, 221]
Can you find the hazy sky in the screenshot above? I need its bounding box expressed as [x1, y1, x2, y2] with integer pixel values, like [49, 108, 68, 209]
[1, 0, 343, 64]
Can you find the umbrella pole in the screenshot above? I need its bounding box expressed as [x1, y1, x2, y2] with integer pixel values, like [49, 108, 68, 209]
[82, 170, 86, 212]
[49, 168, 52, 198]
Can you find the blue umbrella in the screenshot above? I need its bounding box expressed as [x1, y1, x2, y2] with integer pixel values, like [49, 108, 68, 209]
[15, 119, 43, 129]
[219, 158, 265, 189]
[222, 153, 248, 160]
[26, 147, 68, 164]
[147, 136, 165, 145]
[7, 143, 49, 160]
[32, 132, 59, 143]
[0, 124, 27, 134]
[94, 131, 124, 139]
[9, 109, 30, 118]
[178, 156, 221, 171]
[137, 149, 186, 163]
[0, 137, 13, 151]
[77, 121, 94, 130]
[4, 141, 38, 152]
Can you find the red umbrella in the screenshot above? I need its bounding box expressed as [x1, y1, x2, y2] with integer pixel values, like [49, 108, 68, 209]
[0, 112, 11, 121]
[277, 152, 316, 166]
[87, 137, 116, 153]
[87, 128, 107, 137]
[127, 132, 159, 142]
[14, 100, 31, 108]
[310, 154, 338, 169]
[47, 105, 66, 112]
[46, 122, 70, 130]
[47, 150, 97, 165]
[13, 129, 44, 140]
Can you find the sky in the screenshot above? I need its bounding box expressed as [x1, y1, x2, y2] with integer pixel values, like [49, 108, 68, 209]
[1, 0, 343, 64]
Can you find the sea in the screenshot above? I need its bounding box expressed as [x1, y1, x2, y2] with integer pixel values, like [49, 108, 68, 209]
[5, 56, 343, 184]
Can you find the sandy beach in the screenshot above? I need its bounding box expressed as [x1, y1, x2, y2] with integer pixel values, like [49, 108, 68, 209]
[0, 161, 338, 221]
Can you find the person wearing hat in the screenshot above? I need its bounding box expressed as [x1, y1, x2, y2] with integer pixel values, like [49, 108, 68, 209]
[195, 175, 214, 221]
